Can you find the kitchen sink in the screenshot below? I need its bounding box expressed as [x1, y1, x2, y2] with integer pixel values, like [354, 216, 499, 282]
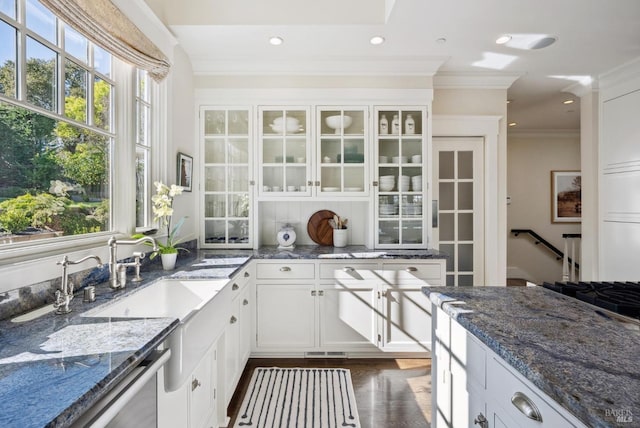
[83, 278, 231, 391]
[82, 278, 227, 321]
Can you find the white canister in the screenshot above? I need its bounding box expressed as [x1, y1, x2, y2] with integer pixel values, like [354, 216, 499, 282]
[333, 228, 348, 248]
[379, 114, 389, 135]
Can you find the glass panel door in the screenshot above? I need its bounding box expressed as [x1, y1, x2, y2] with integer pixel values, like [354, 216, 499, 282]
[202, 107, 252, 247]
[259, 107, 310, 195]
[375, 107, 427, 248]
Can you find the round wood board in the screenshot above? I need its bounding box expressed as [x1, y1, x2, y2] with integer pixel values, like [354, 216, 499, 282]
[307, 210, 337, 246]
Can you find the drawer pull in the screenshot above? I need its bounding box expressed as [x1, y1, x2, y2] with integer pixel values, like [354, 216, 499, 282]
[232, 283, 239, 290]
[191, 378, 201, 391]
[280, 266, 291, 272]
[244, 271, 250, 278]
[405, 266, 418, 272]
[243, 299, 249, 306]
[230, 315, 237, 324]
[342, 267, 355, 273]
[474, 413, 488, 428]
[511, 392, 543, 422]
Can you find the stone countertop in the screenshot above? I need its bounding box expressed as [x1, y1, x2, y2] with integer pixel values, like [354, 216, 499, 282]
[198, 245, 447, 260]
[0, 253, 250, 428]
[423, 286, 640, 428]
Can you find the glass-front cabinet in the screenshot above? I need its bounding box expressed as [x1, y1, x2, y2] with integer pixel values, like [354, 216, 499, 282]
[201, 107, 252, 247]
[259, 107, 311, 196]
[374, 107, 427, 248]
[316, 107, 368, 195]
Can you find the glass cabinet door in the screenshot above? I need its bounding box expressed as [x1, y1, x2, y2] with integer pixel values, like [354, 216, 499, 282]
[259, 107, 310, 196]
[317, 107, 368, 195]
[202, 107, 252, 247]
[375, 107, 427, 248]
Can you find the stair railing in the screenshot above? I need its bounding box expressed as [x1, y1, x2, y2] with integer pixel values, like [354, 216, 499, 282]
[511, 229, 581, 281]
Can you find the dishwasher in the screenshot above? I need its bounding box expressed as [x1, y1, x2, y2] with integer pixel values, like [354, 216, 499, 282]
[71, 349, 171, 428]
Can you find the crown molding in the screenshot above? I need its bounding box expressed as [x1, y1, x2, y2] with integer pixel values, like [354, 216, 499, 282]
[433, 72, 521, 90]
[508, 128, 580, 139]
[599, 56, 640, 91]
[191, 56, 447, 77]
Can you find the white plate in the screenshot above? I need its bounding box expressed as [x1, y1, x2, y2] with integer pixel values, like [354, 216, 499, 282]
[322, 187, 340, 192]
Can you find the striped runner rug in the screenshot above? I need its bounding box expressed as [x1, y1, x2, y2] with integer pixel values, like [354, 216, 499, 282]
[233, 367, 361, 428]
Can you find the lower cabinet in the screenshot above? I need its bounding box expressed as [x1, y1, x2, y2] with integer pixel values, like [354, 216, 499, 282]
[431, 303, 587, 428]
[224, 282, 253, 405]
[254, 259, 445, 355]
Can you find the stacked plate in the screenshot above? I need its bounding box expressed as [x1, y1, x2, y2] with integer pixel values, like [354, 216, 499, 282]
[402, 203, 423, 215]
[379, 203, 398, 215]
[379, 175, 395, 191]
[412, 175, 422, 192]
[391, 156, 408, 164]
[399, 175, 410, 191]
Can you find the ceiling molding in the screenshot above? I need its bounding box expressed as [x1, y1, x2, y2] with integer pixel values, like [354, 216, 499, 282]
[562, 80, 599, 98]
[191, 56, 447, 77]
[434, 72, 521, 90]
[508, 128, 580, 139]
[598, 56, 640, 91]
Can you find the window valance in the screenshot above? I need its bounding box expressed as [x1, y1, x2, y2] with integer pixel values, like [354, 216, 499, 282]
[40, 0, 170, 81]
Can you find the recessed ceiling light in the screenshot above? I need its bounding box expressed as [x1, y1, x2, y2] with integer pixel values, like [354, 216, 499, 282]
[370, 36, 385, 45]
[496, 35, 512, 45]
[563, 99, 574, 105]
[508, 122, 517, 127]
[269, 36, 283, 46]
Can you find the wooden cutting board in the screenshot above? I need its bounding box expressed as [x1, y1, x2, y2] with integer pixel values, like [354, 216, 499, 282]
[307, 210, 336, 246]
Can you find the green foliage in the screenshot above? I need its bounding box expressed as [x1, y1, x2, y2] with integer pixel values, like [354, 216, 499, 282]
[0, 193, 66, 233]
[25, 58, 56, 111]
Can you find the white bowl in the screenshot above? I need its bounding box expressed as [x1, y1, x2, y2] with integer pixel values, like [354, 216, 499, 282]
[325, 115, 353, 134]
[270, 116, 300, 134]
[379, 156, 389, 163]
[380, 183, 395, 192]
[391, 156, 408, 164]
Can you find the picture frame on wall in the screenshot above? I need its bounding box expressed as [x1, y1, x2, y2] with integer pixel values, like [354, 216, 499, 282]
[177, 152, 193, 192]
[551, 170, 581, 223]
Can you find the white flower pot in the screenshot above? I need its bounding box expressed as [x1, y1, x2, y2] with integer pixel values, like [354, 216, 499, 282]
[161, 253, 177, 270]
[333, 228, 348, 248]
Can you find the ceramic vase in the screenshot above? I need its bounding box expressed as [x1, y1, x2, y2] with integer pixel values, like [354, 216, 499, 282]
[161, 253, 177, 270]
[333, 228, 348, 248]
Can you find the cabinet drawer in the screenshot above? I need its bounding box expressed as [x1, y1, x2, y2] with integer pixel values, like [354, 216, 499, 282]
[381, 262, 444, 281]
[319, 262, 378, 280]
[487, 356, 581, 427]
[256, 262, 315, 280]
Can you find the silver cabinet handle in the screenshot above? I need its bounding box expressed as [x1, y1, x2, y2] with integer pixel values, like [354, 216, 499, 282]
[318, 290, 324, 296]
[511, 392, 543, 422]
[191, 377, 201, 391]
[342, 267, 355, 273]
[311, 290, 317, 296]
[244, 271, 250, 278]
[243, 299, 249, 306]
[405, 266, 417, 272]
[232, 283, 239, 290]
[474, 413, 488, 428]
[230, 315, 237, 324]
[280, 266, 291, 272]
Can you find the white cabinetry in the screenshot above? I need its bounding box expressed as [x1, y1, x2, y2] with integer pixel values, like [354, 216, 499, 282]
[254, 259, 444, 355]
[431, 303, 587, 428]
[224, 266, 254, 406]
[200, 107, 253, 248]
[375, 107, 429, 248]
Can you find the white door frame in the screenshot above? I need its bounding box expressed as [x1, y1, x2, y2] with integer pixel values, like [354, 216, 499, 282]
[432, 115, 503, 286]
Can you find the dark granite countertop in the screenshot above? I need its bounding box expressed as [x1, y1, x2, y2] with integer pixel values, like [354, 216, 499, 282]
[423, 286, 640, 428]
[0, 246, 439, 427]
[0, 253, 249, 428]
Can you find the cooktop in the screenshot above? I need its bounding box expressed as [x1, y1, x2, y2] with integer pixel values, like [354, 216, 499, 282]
[542, 281, 640, 319]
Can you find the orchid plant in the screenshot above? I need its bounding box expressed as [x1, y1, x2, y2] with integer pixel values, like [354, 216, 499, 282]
[134, 181, 188, 257]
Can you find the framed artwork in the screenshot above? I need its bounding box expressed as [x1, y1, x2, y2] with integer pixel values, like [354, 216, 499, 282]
[177, 152, 193, 192]
[551, 171, 581, 223]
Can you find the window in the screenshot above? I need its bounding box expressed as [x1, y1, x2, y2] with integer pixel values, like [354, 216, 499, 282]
[0, 0, 117, 248]
[136, 69, 153, 228]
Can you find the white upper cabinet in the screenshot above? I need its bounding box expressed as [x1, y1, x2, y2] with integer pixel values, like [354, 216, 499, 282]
[200, 107, 253, 248]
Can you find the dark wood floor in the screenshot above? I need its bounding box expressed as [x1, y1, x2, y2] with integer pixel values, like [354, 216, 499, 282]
[227, 358, 432, 428]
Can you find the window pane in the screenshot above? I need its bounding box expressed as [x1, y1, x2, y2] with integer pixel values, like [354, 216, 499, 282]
[439, 151, 454, 179]
[0, 20, 17, 98]
[64, 24, 87, 63]
[26, 0, 56, 44]
[94, 76, 111, 130]
[64, 59, 87, 122]
[26, 36, 57, 111]
[458, 151, 473, 179]
[0, 0, 16, 19]
[136, 148, 148, 228]
[93, 44, 111, 78]
[458, 182, 473, 210]
[0, 101, 110, 245]
[137, 69, 149, 101]
[137, 103, 149, 146]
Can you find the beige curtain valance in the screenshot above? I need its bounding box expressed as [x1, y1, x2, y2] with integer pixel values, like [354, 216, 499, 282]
[40, 0, 170, 81]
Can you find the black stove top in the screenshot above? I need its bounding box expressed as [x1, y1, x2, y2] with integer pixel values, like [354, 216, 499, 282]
[542, 281, 640, 319]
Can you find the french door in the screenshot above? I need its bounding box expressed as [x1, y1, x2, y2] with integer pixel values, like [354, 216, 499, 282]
[432, 137, 484, 286]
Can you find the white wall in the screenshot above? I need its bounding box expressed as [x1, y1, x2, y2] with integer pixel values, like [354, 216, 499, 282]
[507, 131, 581, 284]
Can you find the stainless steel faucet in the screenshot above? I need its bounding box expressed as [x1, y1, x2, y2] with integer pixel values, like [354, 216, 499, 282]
[107, 236, 158, 289]
[55, 255, 103, 314]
